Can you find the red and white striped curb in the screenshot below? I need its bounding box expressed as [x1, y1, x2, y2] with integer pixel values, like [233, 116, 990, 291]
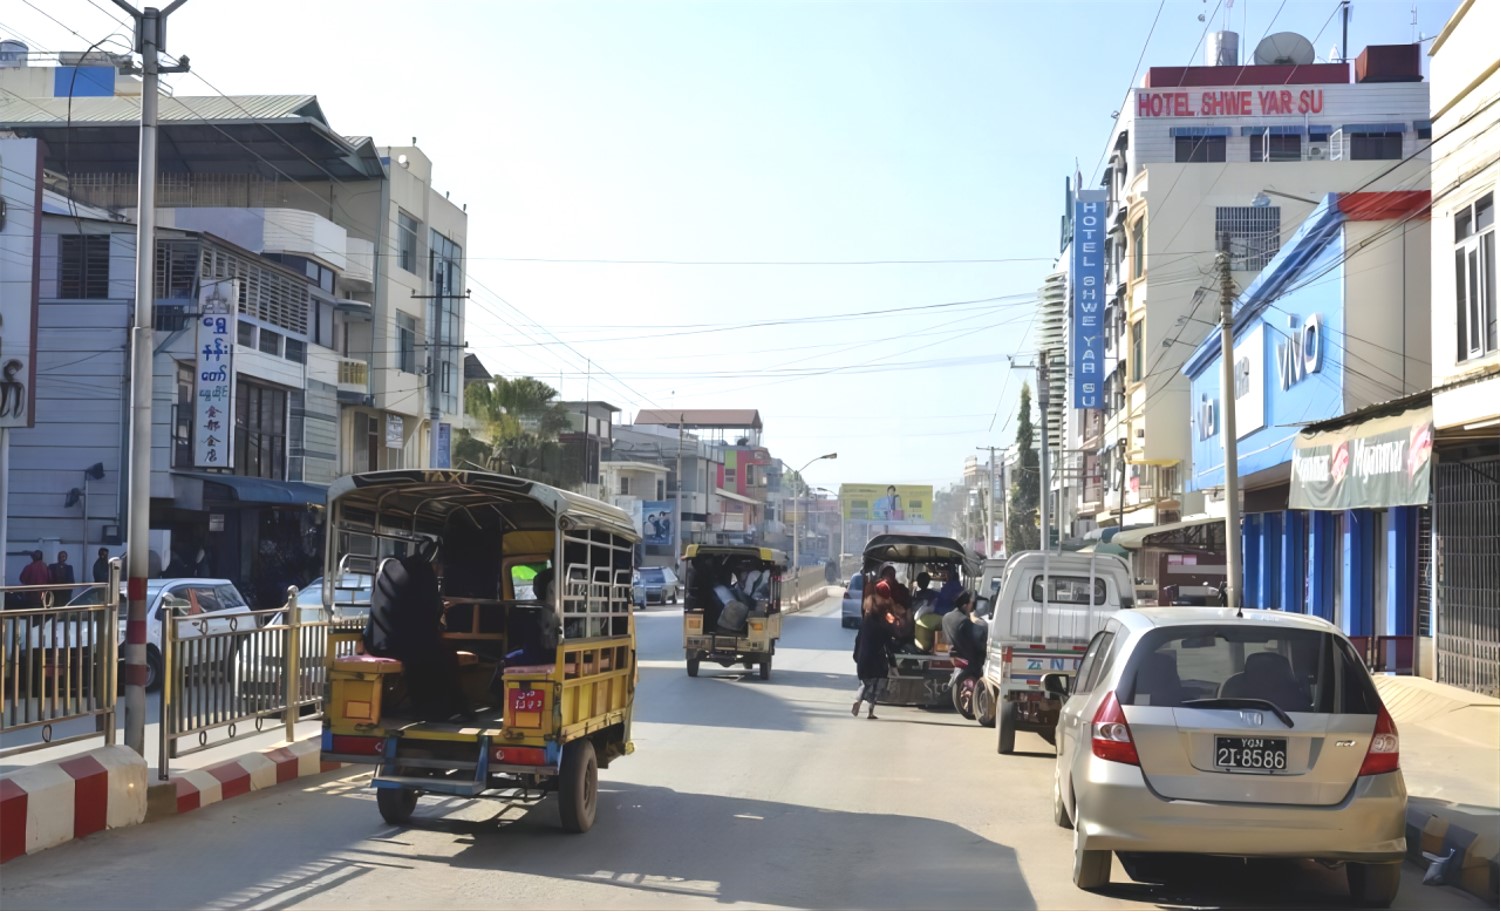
[1, 745, 147, 863]
[167, 738, 345, 815]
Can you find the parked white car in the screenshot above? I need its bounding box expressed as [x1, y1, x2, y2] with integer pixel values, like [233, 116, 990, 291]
[233, 575, 373, 704]
[62, 578, 256, 692]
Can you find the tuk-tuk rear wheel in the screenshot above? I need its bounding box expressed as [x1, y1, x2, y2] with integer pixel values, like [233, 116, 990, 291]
[758, 655, 772, 680]
[376, 786, 418, 825]
[559, 739, 599, 834]
[686, 655, 700, 677]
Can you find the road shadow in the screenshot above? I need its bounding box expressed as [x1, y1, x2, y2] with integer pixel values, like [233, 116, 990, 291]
[1098, 855, 1397, 910]
[358, 781, 1039, 910]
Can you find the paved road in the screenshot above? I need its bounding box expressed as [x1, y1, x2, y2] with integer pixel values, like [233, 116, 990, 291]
[0, 598, 1485, 910]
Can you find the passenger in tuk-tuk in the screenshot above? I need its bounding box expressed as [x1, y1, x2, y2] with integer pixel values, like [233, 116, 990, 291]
[911, 572, 937, 617]
[506, 567, 561, 667]
[942, 591, 986, 666]
[363, 543, 469, 721]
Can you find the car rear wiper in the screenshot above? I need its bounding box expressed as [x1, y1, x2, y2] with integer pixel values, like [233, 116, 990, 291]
[1181, 697, 1295, 729]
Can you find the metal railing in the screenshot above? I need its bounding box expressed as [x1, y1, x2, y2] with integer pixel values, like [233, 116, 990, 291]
[0, 563, 122, 758]
[158, 586, 362, 779]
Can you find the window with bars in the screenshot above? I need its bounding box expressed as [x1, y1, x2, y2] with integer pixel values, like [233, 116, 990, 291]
[1456, 193, 1497, 361]
[234, 380, 288, 480]
[58, 234, 111, 299]
[155, 239, 200, 299]
[1251, 135, 1302, 162]
[1174, 136, 1225, 163]
[1351, 131, 1402, 161]
[1215, 206, 1281, 271]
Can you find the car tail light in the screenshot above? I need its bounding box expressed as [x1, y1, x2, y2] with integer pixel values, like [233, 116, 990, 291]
[1090, 691, 1139, 766]
[492, 747, 547, 765]
[1001, 646, 1013, 665]
[1358, 704, 1400, 776]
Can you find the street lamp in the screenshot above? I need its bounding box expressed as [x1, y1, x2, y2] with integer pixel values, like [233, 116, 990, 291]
[791, 452, 837, 581]
[63, 462, 107, 572]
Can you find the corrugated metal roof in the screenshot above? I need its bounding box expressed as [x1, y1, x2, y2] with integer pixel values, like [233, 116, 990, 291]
[0, 93, 323, 126]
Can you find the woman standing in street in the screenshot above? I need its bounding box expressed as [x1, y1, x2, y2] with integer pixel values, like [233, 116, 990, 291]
[852, 579, 895, 719]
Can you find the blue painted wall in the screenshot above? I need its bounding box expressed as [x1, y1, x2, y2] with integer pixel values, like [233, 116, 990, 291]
[1186, 229, 1348, 492]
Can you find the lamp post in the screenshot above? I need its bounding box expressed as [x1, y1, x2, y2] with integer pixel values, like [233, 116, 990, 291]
[791, 452, 837, 582]
[64, 462, 107, 578]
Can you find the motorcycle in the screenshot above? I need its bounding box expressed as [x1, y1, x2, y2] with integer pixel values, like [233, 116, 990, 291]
[949, 655, 981, 718]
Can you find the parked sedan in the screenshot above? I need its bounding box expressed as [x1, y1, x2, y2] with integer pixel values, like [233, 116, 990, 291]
[638, 566, 680, 605]
[233, 574, 374, 705]
[840, 573, 864, 628]
[1048, 607, 1406, 907]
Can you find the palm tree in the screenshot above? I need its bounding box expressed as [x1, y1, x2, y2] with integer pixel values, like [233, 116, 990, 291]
[460, 376, 575, 485]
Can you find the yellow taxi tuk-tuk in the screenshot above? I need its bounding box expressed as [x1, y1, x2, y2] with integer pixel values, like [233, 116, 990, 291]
[320, 470, 639, 834]
[681, 544, 785, 680]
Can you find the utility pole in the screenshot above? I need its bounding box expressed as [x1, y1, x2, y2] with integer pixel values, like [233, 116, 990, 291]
[1216, 251, 1243, 608]
[974, 445, 1000, 557]
[113, 0, 191, 758]
[1037, 352, 1052, 551]
[675, 414, 684, 574]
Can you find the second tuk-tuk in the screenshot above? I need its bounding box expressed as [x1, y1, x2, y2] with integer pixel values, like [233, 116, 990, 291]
[319, 470, 639, 834]
[860, 534, 982, 707]
[681, 544, 785, 680]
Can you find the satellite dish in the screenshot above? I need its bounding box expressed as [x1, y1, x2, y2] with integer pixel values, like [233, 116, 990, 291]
[1254, 32, 1316, 66]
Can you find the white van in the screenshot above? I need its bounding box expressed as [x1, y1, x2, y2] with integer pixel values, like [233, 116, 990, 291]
[972, 551, 1132, 754]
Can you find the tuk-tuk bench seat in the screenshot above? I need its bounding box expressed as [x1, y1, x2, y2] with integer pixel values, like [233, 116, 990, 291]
[333, 651, 480, 674]
[334, 654, 403, 674]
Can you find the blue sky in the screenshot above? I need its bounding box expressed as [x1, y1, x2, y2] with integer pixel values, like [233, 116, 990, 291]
[1, 0, 1460, 491]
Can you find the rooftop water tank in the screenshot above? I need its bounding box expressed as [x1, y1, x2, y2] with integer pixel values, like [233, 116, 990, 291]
[1206, 31, 1239, 67]
[0, 39, 29, 68]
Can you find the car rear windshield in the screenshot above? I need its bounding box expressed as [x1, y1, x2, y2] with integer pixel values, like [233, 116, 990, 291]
[639, 568, 665, 583]
[1119, 624, 1381, 715]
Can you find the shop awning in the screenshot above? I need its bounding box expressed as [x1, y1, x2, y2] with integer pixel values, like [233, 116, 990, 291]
[183, 473, 327, 506]
[1113, 515, 1226, 550]
[715, 487, 759, 506]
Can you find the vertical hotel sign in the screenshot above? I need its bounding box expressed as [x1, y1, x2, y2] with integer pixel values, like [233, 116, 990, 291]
[194, 279, 238, 468]
[1071, 189, 1108, 408]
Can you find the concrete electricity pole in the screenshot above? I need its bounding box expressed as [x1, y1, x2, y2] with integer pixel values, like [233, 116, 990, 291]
[791, 452, 837, 581]
[974, 446, 999, 556]
[113, 0, 191, 757]
[1216, 251, 1243, 608]
[1037, 352, 1052, 551]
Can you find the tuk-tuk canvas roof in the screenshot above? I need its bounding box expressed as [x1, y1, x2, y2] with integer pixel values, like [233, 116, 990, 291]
[862, 534, 981, 576]
[326, 470, 639, 541]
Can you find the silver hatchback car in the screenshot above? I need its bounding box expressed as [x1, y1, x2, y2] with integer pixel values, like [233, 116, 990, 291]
[1047, 608, 1406, 907]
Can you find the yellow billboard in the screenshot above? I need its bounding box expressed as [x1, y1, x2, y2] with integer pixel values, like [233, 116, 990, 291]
[840, 484, 933, 522]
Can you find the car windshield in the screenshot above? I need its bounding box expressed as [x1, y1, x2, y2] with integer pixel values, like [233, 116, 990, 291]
[1120, 624, 1381, 715]
[639, 568, 665, 584]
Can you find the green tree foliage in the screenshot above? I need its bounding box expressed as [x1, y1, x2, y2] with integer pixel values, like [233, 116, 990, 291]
[458, 376, 576, 485]
[1006, 382, 1040, 552]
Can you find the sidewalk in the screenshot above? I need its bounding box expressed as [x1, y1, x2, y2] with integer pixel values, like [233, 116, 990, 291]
[1374, 674, 1500, 904]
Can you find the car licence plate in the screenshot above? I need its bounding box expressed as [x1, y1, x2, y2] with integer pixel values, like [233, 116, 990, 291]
[1214, 736, 1287, 771]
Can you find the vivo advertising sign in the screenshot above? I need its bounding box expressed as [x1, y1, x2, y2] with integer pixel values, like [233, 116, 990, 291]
[1071, 189, 1108, 409]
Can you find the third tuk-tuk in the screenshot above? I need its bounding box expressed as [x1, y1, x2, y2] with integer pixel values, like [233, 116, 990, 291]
[860, 533, 982, 707]
[681, 544, 785, 680]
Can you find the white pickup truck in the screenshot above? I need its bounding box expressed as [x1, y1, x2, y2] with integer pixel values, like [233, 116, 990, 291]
[972, 551, 1133, 753]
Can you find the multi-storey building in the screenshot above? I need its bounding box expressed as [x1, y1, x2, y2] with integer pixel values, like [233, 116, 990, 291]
[1425, 0, 1498, 696]
[0, 49, 466, 596]
[1071, 35, 1432, 536]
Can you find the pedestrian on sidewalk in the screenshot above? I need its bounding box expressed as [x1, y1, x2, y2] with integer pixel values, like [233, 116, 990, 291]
[19, 550, 50, 607]
[50, 551, 76, 605]
[93, 547, 111, 583]
[852, 579, 895, 720]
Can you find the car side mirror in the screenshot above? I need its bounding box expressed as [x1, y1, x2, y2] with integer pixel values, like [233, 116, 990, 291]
[1041, 672, 1072, 698]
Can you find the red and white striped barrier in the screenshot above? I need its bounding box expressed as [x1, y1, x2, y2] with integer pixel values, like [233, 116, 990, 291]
[1, 746, 147, 863]
[168, 738, 341, 815]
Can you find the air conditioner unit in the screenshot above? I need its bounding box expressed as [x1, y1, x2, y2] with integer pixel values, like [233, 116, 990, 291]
[1307, 143, 1327, 160]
